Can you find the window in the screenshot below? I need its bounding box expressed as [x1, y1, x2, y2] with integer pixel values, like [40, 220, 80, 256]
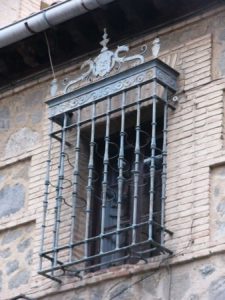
[39, 39, 179, 282]
[89, 119, 164, 270]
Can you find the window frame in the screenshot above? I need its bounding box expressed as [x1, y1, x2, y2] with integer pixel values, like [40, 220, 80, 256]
[39, 58, 179, 283]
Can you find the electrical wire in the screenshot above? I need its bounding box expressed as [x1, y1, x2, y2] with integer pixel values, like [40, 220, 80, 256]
[44, 31, 56, 80]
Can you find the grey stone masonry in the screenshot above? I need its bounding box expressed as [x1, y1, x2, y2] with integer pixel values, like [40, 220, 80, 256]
[0, 183, 25, 218]
[6, 260, 19, 275]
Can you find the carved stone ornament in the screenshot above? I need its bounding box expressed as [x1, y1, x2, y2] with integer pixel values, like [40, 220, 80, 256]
[64, 28, 146, 94]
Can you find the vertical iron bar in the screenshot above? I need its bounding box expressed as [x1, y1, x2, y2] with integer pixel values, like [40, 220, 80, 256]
[116, 91, 126, 249]
[132, 86, 141, 245]
[100, 97, 111, 253]
[85, 102, 96, 258]
[52, 113, 68, 269]
[69, 109, 81, 261]
[161, 88, 168, 245]
[39, 120, 53, 271]
[149, 80, 157, 240]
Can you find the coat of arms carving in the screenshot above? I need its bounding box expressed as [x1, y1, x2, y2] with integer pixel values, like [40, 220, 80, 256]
[64, 28, 148, 94]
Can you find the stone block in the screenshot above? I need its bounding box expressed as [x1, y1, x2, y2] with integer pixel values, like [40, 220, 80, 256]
[25, 249, 33, 265]
[199, 264, 215, 278]
[4, 127, 40, 158]
[8, 270, 30, 290]
[17, 238, 32, 253]
[210, 165, 225, 241]
[6, 260, 19, 275]
[0, 223, 34, 297]
[32, 111, 43, 124]
[0, 248, 11, 258]
[0, 183, 25, 218]
[1, 228, 23, 245]
[170, 272, 190, 300]
[0, 106, 10, 130]
[209, 276, 225, 300]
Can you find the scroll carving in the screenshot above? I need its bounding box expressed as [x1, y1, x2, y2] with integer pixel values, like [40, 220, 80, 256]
[64, 28, 146, 94]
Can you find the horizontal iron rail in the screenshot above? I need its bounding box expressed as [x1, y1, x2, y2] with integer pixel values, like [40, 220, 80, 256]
[40, 219, 172, 257]
[39, 238, 172, 274]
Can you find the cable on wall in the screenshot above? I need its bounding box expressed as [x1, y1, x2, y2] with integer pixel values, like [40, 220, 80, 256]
[44, 31, 58, 96]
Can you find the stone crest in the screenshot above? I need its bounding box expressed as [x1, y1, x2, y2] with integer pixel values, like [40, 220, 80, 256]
[64, 28, 146, 93]
[94, 50, 113, 77]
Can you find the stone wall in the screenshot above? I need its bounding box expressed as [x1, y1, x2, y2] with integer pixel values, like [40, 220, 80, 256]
[0, 56, 47, 299]
[1, 4, 225, 300]
[0, 223, 34, 296]
[210, 165, 225, 242]
[36, 253, 225, 300]
[0, 159, 30, 219]
[0, 84, 45, 159]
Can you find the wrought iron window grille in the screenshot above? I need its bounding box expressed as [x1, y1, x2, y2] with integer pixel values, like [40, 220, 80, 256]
[39, 30, 179, 283]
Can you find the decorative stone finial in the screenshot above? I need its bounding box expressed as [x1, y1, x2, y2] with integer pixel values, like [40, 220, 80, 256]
[152, 37, 160, 58]
[100, 28, 109, 52]
[50, 78, 58, 97]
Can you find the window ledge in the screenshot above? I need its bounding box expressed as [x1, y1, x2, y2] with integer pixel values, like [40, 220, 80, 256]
[34, 243, 225, 299]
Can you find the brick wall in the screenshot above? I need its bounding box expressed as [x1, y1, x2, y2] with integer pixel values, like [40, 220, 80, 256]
[0, 0, 60, 28]
[0, 0, 22, 28]
[19, 0, 41, 19]
[1, 4, 225, 300]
